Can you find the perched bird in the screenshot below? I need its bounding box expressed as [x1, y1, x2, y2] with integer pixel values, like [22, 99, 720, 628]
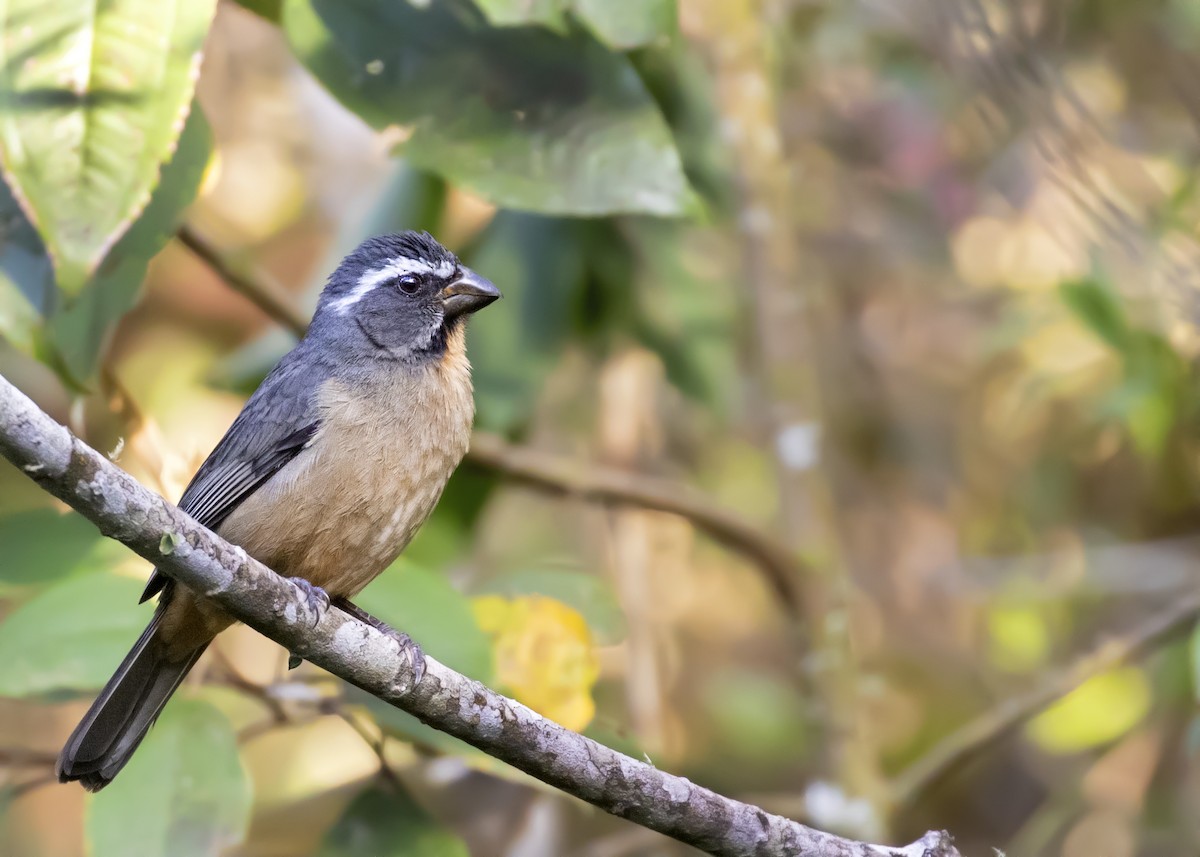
[56, 231, 500, 791]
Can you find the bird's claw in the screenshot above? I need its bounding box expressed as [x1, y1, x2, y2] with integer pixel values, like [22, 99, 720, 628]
[390, 631, 426, 690]
[287, 577, 330, 628]
[332, 597, 426, 691]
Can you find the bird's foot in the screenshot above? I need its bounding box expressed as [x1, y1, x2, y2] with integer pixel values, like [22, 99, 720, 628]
[287, 577, 331, 627]
[334, 597, 426, 690]
[285, 577, 331, 670]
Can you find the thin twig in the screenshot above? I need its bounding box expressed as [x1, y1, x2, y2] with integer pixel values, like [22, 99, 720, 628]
[466, 432, 804, 611]
[337, 708, 405, 792]
[177, 226, 310, 337]
[0, 372, 958, 857]
[0, 748, 58, 768]
[174, 224, 807, 617]
[207, 647, 332, 742]
[6, 774, 57, 801]
[889, 590, 1200, 806]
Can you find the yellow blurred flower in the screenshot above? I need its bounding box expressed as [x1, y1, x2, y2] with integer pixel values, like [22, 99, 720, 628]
[986, 604, 1050, 673]
[1027, 667, 1151, 754]
[472, 594, 600, 732]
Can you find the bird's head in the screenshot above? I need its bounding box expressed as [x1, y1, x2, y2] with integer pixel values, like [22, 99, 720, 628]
[312, 231, 500, 362]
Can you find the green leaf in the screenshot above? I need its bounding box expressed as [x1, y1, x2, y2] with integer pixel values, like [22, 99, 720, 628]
[626, 219, 737, 405]
[480, 569, 626, 645]
[0, 104, 212, 383]
[1060, 279, 1130, 351]
[0, 571, 148, 696]
[319, 787, 468, 857]
[1190, 619, 1200, 704]
[472, 0, 676, 48]
[233, 0, 282, 22]
[87, 699, 252, 857]
[356, 560, 493, 681]
[0, 0, 217, 294]
[159, 532, 180, 555]
[46, 107, 212, 382]
[0, 508, 120, 588]
[1061, 277, 1190, 457]
[474, 0, 567, 31]
[0, 173, 54, 356]
[1187, 714, 1200, 757]
[283, 0, 695, 216]
[571, 0, 677, 49]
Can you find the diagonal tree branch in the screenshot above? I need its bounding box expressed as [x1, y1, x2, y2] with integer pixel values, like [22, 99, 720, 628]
[0, 373, 958, 857]
[889, 588, 1200, 806]
[175, 225, 807, 616]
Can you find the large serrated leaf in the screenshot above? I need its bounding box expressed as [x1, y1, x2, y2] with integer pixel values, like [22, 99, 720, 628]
[0, 104, 211, 383]
[86, 699, 252, 857]
[47, 107, 212, 381]
[283, 0, 696, 216]
[0, 0, 217, 294]
[0, 570, 147, 697]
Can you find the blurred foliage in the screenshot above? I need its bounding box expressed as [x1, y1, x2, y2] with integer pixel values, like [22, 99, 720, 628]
[86, 699, 251, 857]
[0, 572, 147, 697]
[318, 788, 468, 857]
[0, 509, 114, 590]
[2, 1, 1200, 856]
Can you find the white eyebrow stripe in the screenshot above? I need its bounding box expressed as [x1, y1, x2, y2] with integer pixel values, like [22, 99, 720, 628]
[329, 256, 457, 314]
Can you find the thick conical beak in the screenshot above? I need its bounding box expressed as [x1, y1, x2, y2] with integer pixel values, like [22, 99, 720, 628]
[441, 268, 501, 320]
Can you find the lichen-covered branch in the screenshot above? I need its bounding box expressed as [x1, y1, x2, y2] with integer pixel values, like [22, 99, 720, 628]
[0, 373, 959, 857]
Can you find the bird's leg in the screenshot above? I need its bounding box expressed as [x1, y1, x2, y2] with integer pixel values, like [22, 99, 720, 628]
[286, 577, 331, 669]
[333, 597, 426, 688]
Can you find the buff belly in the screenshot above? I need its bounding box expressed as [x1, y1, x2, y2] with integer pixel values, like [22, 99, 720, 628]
[160, 339, 474, 657]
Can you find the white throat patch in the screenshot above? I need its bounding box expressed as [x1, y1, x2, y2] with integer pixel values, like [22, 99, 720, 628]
[330, 256, 457, 314]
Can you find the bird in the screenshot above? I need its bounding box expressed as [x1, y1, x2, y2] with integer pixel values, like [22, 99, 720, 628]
[56, 231, 501, 791]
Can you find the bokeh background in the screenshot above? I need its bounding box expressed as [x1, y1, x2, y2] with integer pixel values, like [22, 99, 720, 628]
[3, 0, 1200, 855]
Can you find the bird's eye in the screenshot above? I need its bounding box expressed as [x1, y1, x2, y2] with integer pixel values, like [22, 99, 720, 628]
[396, 274, 421, 294]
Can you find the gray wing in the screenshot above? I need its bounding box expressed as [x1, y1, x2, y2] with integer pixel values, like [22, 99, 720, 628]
[140, 348, 325, 603]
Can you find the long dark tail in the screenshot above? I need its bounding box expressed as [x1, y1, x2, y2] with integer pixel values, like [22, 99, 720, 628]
[56, 610, 208, 791]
